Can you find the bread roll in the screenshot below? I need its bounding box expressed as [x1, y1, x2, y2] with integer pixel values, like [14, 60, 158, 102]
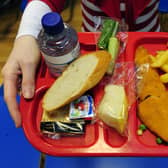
[43, 50, 111, 112]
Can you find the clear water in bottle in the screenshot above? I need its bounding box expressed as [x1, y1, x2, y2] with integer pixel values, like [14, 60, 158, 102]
[38, 12, 80, 77]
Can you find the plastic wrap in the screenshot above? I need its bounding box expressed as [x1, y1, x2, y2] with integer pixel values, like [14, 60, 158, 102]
[93, 16, 128, 44]
[135, 63, 150, 101]
[91, 17, 131, 136]
[93, 16, 128, 75]
[93, 61, 136, 136]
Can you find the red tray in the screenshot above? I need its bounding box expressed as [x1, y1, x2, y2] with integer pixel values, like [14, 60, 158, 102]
[20, 32, 168, 156]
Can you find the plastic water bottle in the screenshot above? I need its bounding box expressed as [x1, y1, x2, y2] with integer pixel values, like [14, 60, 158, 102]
[38, 12, 80, 77]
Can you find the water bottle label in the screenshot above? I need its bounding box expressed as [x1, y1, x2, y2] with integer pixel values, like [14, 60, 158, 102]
[42, 42, 80, 65]
[42, 42, 80, 77]
[46, 63, 67, 76]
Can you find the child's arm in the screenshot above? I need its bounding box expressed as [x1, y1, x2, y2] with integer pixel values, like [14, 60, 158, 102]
[1, 0, 65, 127]
[17, 0, 66, 38]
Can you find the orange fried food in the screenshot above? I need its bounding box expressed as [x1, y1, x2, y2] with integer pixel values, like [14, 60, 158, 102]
[135, 46, 152, 65]
[135, 46, 168, 141]
[135, 46, 166, 101]
[137, 68, 166, 101]
[138, 94, 168, 142]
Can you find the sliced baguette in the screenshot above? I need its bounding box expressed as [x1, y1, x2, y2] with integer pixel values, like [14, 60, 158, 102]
[42, 50, 111, 112]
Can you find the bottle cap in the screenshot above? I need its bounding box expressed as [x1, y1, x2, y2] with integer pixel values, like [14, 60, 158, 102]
[42, 12, 64, 35]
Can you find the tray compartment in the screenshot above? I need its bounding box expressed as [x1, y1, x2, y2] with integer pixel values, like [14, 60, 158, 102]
[25, 86, 99, 148]
[103, 126, 128, 147]
[126, 32, 168, 147]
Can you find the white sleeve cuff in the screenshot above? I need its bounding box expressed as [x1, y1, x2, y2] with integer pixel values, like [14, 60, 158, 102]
[16, 0, 52, 39]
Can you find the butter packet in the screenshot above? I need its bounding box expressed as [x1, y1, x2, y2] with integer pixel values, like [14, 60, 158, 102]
[69, 95, 95, 120]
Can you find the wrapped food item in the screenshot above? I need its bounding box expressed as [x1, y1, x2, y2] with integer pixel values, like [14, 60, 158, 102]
[69, 95, 95, 121]
[107, 37, 120, 74]
[41, 105, 70, 122]
[96, 18, 120, 75]
[40, 121, 85, 137]
[98, 84, 128, 135]
[41, 95, 95, 138]
[40, 104, 86, 138]
[97, 19, 119, 50]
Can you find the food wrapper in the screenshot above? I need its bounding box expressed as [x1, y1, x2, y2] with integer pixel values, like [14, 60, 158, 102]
[40, 104, 84, 138]
[40, 95, 95, 139]
[93, 16, 128, 45]
[94, 61, 136, 136]
[41, 105, 70, 122]
[93, 16, 128, 75]
[69, 95, 95, 121]
[91, 17, 131, 136]
[40, 121, 86, 139]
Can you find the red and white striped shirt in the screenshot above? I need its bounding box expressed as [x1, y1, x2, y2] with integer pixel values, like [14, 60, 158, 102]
[81, 0, 160, 32]
[18, 0, 160, 39]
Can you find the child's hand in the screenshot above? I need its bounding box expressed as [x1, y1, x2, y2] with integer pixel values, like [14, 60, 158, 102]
[1, 35, 41, 127]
